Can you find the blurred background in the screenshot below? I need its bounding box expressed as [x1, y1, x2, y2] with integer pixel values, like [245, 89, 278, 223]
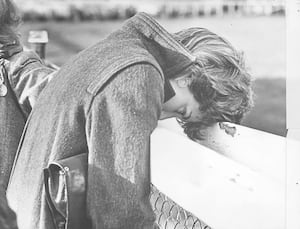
[15, 0, 286, 136]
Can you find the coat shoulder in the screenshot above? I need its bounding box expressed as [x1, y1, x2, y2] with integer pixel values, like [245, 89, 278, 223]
[5, 50, 53, 88]
[86, 54, 163, 97]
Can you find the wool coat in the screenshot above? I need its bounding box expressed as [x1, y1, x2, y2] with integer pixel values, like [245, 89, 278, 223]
[0, 48, 54, 189]
[7, 13, 196, 229]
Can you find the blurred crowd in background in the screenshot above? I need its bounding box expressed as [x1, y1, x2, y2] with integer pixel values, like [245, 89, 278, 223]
[14, 0, 285, 22]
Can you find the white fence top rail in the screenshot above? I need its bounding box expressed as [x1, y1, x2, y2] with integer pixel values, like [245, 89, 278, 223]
[151, 118, 299, 229]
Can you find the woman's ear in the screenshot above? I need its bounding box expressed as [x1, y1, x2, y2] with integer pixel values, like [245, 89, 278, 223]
[176, 76, 192, 88]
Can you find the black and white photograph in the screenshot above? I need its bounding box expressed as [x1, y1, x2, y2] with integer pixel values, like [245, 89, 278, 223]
[0, 0, 299, 229]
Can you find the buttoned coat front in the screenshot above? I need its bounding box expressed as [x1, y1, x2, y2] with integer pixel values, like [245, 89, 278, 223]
[7, 13, 196, 229]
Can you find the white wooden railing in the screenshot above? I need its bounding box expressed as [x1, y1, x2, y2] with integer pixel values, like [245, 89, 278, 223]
[151, 118, 300, 229]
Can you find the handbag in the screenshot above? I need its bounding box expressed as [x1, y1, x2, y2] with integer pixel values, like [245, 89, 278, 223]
[43, 153, 89, 229]
[43, 152, 210, 229]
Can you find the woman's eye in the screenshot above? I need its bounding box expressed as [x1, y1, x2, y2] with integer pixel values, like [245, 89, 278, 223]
[177, 110, 185, 116]
[177, 108, 186, 116]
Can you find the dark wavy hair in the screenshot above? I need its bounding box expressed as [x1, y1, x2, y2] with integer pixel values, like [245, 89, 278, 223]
[0, 0, 21, 46]
[173, 28, 254, 140]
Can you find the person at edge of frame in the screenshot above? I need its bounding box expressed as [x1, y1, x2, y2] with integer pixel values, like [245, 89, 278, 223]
[0, 185, 18, 229]
[0, 0, 56, 191]
[6, 12, 253, 229]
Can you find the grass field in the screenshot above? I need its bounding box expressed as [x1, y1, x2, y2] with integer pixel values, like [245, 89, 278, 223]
[19, 16, 286, 136]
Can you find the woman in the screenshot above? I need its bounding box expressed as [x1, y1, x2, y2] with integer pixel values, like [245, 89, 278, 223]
[0, 0, 55, 189]
[7, 12, 253, 229]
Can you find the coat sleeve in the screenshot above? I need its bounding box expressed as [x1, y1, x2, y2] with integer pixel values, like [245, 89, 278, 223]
[8, 51, 56, 117]
[85, 63, 164, 229]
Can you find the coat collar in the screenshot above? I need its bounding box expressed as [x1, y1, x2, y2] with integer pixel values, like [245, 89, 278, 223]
[125, 12, 196, 78]
[86, 12, 197, 97]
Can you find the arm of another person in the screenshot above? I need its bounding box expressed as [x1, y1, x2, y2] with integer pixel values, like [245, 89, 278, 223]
[8, 50, 56, 117]
[85, 63, 163, 229]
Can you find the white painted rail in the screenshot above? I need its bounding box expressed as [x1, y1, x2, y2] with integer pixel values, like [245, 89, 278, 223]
[151, 118, 300, 229]
[286, 129, 300, 229]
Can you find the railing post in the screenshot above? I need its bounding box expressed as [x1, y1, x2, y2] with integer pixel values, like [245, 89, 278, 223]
[28, 30, 49, 60]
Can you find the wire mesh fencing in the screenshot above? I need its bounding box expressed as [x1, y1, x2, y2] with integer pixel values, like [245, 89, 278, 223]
[150, 185, 212, 229]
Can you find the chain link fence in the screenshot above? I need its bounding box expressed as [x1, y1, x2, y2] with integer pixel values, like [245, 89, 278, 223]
[150, 185, 212, 229]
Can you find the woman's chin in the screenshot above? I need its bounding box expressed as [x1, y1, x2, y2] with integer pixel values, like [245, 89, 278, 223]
[159, 112, 174, 120]
[159, 111, 180, 120]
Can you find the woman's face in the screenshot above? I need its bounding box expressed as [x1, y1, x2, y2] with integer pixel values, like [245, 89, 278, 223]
[160, 76, 202, 122]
